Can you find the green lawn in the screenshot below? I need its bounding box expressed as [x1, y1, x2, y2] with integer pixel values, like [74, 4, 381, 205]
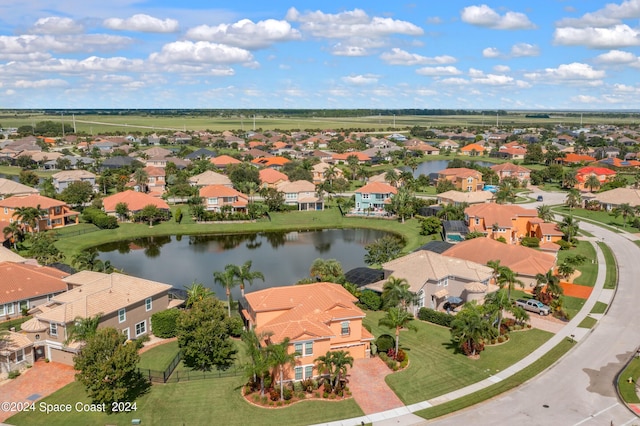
[363, 311, 553, 405]
[0, 316, 31, 332]
[416, 339, 574, 420]
[563, 296, 586, 320]
[0, 165, 56, 178]
[590, 301, 608, 314]
[137, 341, 180, 372]
[598, 242, 618, 290]
[578, 316, 597, 329]
[554, 206, 629, 231]
[557, 240, 597, 287]
[618, 357, 640, 403]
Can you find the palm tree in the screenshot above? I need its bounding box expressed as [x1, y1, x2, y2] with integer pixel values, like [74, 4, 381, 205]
[535, 270, 560, 295]
[214, 265, 241, 317]
[511, 305, 530, 326]
[315, 350, 354, 390]
[233, 260, 265, 297]
[484, 289, 511, 333]
[381, 276, 416, 311]
[486, 259, 502, 285]
[267, 337, 298, 401]
[557, 262, 576, 281]
[2, 222, 24, 249]
[65, 314, 101, 345]
[133, 168, 149, 192]
[537, 205, 553, 222]
[385, 169, 399, 188]
[562, 171, 578, 189]
[560, 215, 580, 242]
[584, 174, 601, 193]
[71, 249, 101, 271]
[323, 165, 339, 187]
[378, 307, 418, 356]
[565, 189, 582, 211]
[497, 266, 524, 301]
[346, 155, 360, 181]
[12, 205, 46, 234]
[242, 328, 273, 396]
[612, 203, 635, 228]
[184, 281, 214, 308]
[450, 301, 493, 357]
[309, 258, 344, 282]
[494, 183, 515, 204]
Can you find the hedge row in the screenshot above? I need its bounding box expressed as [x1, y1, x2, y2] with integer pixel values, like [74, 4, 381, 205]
[417, 307, 453, 328]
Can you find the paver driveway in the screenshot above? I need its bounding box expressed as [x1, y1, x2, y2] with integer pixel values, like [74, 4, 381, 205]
[348, 357, 404, 414]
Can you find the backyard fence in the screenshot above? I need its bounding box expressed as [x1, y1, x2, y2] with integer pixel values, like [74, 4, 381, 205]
[54, 226, 100, 238]
[138, 350, 243, 384]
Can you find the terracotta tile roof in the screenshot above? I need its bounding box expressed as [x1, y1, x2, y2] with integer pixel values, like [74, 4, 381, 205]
[199, 185, 248, 200]
[490, 163, 531, 173]
[0, 331, 33, 356]
[538, 222, 564, 236]
[443, 237, 556, 277]
[0, 261, 69, 304]
[465, 204, 537, 229]
[460, 143, 486, 152]
[102, 190, 170, 213]
[277, 180, 316, 193]
[210, 155, 241, 166]
[437, 190, 493, 204]
[0, 194, 66, 209]
[34, 271, 172, 324]
[251, 156, 290, 167]
[332, 152, 371, 161]
[259, 168, 289, 184]
[244, 283, 364, 343]
[356, 181, 397, 195]
[560, 153, 596, 163]
[188, 170, 232, 186]
[437, 167, 482, 178]
[143, 165, 166, 177]
[593, 188, 640, 207]
[51, 170, 96, 181]
[0, 247, 26, 263]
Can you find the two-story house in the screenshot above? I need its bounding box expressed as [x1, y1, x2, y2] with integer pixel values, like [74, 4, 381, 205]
[489, 163, 531, 185]
[240, 283, 373, 382]
[277, 180, 323, 211]
[364, 250, 493, 312]
[102, 191, 170, 218]
[21, 270, 179, 365]
[459, 143, 486, 156]
[199, 185, 249, 213]
[353, 182, 397, 214]
[0, 178, 40, 199]
[311, 162, 344, 185]
[575, 166, 616, 192]
[188, 170, 233, 187]
[436, 168, 484, 192]
[259, 168, 289, 189]
[0, 194, 79, 231]
[51, 170, 97, 193]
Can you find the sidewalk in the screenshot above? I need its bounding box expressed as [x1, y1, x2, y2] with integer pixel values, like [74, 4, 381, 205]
[311, 238, 614, 426]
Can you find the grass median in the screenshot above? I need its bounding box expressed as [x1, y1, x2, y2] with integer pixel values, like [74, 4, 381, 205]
[598, 242, 618, 290]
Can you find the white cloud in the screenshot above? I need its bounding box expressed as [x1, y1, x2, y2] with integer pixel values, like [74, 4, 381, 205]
[149, 41, 254, 65]
[0, 34, 132, 55]
[0, 56, 145, 76]
[572, 95, 599, 103]
[482, 47, 501, 58]
[29, 17, 84, 34]
[557, 0, 640, 28]
[341, 74, 379, 85]
[416, 66, 462, 76]
[380, 48, 456, 65]
[612, 83, 640, 93]
[330, 43, 368, 56]
[427, 17, 443, 25]
[287, 7, 423, 38]
[493, 65, 511, 72]
[461, 5, 536, 30]
[14, 79, 69, 89]
[439, 78, 469, 85]
[594, 49, 637, 64]
[510, 43, 540, 57]
[524, 62, 606, 84]
[185, 19, 301, 49]
[554, 24, 640, 48]
[103, 14, 179, 33]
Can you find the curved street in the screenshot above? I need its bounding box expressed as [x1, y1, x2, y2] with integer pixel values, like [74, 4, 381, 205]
[430, 220, 640, 426]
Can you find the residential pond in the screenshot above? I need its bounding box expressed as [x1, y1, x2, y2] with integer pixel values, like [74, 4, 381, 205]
[95, 228, 391, 297]
[406, 159, 495, 177]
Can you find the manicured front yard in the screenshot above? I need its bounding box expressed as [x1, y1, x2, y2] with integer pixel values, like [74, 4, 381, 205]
[363, 310, 553, 405]
[557, 240, 597, 287]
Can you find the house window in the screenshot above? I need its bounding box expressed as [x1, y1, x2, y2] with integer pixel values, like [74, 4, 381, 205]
[145, 297, 152, 312]
[294, 366, 303, 381]
[16, 349, 24, 363]
[305, 365, 313, 379]
[118, 308, 126, 323]
[135, 320, 146, 337]
[362, 193, 369, 199]
[341, 321, 350, 336]
[208, 198, 217, 205]
[3, 207, 7, 214]
[474, 218, 480, 225]
[18, 300, 28, 313]
[3, 303, 14, 315]
[294, 365, 314, 381]
[467, 177, 473, 183]
[286, 193, 297, 200]
[50, 323, 58, 337]
[122, 328, 130, 340]
[304, 342, 313, 356]
[438, 278, 449, 287]
[546, 235, 551, 241]
[294, 341, 313, 356]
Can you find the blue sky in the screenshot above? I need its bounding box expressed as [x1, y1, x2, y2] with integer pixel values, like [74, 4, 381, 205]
[1, 1, 639, 110]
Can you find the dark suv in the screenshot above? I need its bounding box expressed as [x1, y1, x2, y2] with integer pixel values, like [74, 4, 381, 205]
[536, 195, 544, 202]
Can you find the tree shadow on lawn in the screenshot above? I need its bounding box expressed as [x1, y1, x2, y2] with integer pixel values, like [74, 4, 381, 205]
[441, 340, 464, 356]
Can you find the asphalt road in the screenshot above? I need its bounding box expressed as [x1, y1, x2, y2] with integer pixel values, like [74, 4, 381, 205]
[430, 216, 640, 425]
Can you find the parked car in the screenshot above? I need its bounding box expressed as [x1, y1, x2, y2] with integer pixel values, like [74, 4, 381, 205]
[515, 298, 551, 315]
[536, 195, 544, 202]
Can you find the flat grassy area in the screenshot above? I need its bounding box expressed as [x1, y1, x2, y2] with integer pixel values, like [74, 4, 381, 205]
[554, 206, 629, 231]
[0, 165, 56, 178]
[137, 341, 180, 372]
[598, 242, 618, 290]
[590, 301, 608, 314]
[578, 316, 597, 329]
[7, 377, 363, 426]
[557, 240, 597, 287]
[416, 339, 574, 420]
[363, 311, 553, 405]
[618, 357, 640, 403]
[563, 296, 586, 320]
[53, 207, 428, 260]
[0, 316, 31, 331]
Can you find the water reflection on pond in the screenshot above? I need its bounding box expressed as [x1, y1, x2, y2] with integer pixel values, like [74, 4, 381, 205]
[95, 229, 390, 297]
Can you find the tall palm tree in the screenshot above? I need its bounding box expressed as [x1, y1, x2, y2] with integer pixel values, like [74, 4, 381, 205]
[71, 249, 101, 271]
[267, 337, 298, 401]
[309, 258, 344, 282]
[233, 260, 265, 297]
[184, 281, 214, 308]
[560, 215, 580, 242]
[584, 174, 601, 193]
[562, 171, 578, 189]
[12, 205, 46, 234]
[483, 289, 511, 334]
[613, 203, 635, 228]
[486, 259, 502, 285]
[385, 169, 400, 188]
[323, 165, 339, 187]
[450, 301, 492, 356]
[65, 314, 101, 345]
[565, 189, 582, 211]
[497, 266, 524, 301]
[133, 168, 149, 193]
[378, 307, 418, 356]
[381, 276, 416, 311]
[315, 350, 354, 390]
[537, 204, 553, 222]
[2, 222, 24, 250]
[214, 265, 241, 317]
[241, 328, 273, 396]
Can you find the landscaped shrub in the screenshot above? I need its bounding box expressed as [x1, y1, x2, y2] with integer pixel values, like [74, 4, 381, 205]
[227, 317, 244, 337]
[461, 340, 485, 356]
[269, 388, 280, 401]
[8, 370, 20, 379]
[150, 309, 180, 338]
[417, 307, 454, 327]
[378, 352, 389, 362]
[395, 349, 406, 362]
[375, 334, 395, 353]
[81, 207, 119, 229]
[300, 378, 315, 393]
[521, 236, 540, 248]
[358, 290, 382, 310]
[557, 240, 572, 250]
